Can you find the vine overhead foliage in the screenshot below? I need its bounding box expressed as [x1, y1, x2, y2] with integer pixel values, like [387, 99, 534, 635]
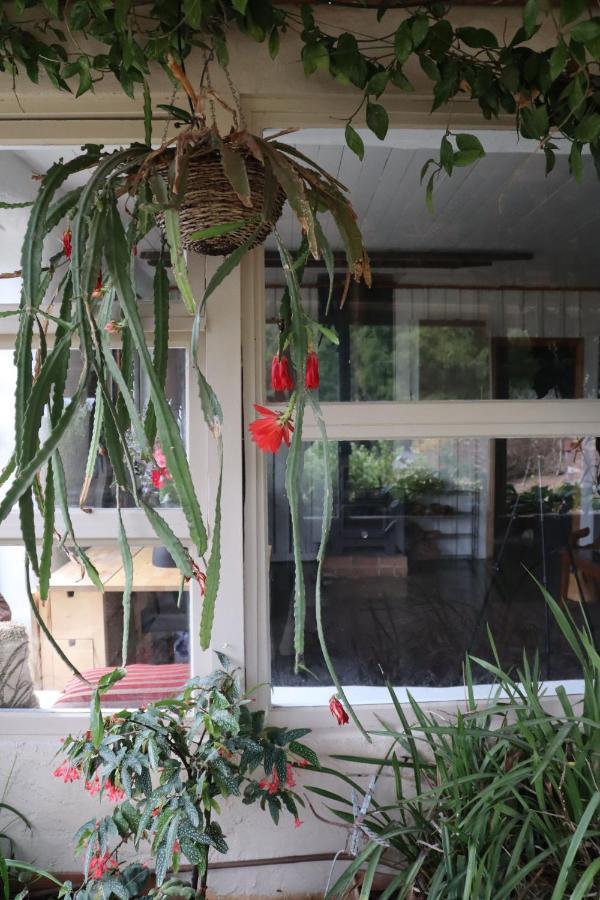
[2, 0, 600, 196]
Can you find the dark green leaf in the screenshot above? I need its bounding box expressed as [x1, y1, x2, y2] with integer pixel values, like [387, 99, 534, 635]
[523, 0, 539, 37]
[344, 123, 364, 160]
[561, 0, 587, 25]
[366, 102, 389, 140]
[570, 18, 600, 43]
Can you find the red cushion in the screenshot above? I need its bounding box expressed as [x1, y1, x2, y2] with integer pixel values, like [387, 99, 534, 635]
[53, 664, 190, 708]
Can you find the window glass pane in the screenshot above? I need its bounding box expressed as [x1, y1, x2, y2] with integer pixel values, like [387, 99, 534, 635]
[0, 545, 190, 710]
[266, 279, 600, 401]
[265, 128, 600, 401]
[60, 348, 187, 508]
[0, 347, 187, 509]
[268, 437, 600, 687]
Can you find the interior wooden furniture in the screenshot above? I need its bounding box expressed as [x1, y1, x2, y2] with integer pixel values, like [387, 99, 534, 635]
[32, 547, 183, 690]
[560, 527, 600, 606]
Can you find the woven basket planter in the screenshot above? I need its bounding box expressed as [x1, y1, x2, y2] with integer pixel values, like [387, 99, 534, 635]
[156, 148, 286, 256]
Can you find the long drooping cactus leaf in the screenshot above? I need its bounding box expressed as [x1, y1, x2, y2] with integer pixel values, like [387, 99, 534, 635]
[70, 147, 147, 301]
[307, 391, 370, 741]
[79, 387, 104, 509]
[52, 452, 102, 588]
[275, 234, 308, 671]
[0, 360, 90, 525]
[38, 459, 55, 602]
[24, 559, 89, 684]
[150, 176, 196, 314]
[196, 367, 224, 652]
[104, 193, 208, 556]
[145, 255, 170, 447]
[115, 325, 134, 435]
[117, 494, 133, 666]
[139, 501, 194, 578]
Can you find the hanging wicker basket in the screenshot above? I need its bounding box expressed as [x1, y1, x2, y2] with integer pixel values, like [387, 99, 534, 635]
[155, 148, 285, 256]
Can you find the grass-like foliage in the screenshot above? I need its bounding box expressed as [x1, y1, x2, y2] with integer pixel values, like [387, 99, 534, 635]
[317, 584, 600, 899]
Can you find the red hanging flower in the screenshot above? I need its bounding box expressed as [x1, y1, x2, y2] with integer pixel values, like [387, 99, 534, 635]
[329, 695, 349, 726]
[305, 350, 319, 390]
[271, 355, 294, 392]
[62, 228, 72, 260]
[249, 404, 294, 454]
[294, 817, 303, 828]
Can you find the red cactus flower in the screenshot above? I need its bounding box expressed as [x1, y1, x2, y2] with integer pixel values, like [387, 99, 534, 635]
[285, 763, 296, 788]
[329, 695, 349, 726]
[62, 228, 72, 260]
[271, 355, 294, 392]
[305, 350, 319, 390]
[294, 817, 303, 828]
[249, 404, 294, 454]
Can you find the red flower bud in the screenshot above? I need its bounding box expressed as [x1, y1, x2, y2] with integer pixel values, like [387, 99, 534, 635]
[62, 229, 72, 260]
[305, 351, 319, 390]
[91, 271, 103, 298]
[329, 695, 349, 726]
[271, 355, 294, 392]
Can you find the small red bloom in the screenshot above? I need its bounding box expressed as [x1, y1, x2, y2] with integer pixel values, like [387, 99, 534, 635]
[249, 404, 294, 454]
[62, 228, 72, 260]
[305, 351, 319, 390]
[88, 851, 118, 880]
[271, 355, 294, 392]
[104, 320, 121, 334]
[329, 696, 349, 726]
[285, 763, 296, 789]
[294, 817, 303, 828]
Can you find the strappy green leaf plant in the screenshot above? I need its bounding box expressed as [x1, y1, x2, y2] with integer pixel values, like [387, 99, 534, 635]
[313, 585, 600, 899]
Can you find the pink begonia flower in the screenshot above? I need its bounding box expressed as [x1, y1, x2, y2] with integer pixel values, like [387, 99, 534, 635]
[88, 851, 118, 880]
[53, 762, 81, 783]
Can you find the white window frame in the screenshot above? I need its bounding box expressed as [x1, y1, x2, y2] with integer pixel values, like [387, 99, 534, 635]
[241, 106, 597, 722]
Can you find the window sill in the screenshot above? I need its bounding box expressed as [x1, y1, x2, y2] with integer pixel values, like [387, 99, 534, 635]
[270, 680, 585, 708]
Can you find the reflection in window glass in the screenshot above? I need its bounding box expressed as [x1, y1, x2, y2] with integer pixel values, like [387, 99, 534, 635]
[268, 437, 600, 687]
[265, 273, 600, 401]
[0, 545, 190, 709]
[60, 349, 187, 508]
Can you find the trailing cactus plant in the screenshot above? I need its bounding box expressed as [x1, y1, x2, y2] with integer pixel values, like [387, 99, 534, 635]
[0, 56, 370, 734]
